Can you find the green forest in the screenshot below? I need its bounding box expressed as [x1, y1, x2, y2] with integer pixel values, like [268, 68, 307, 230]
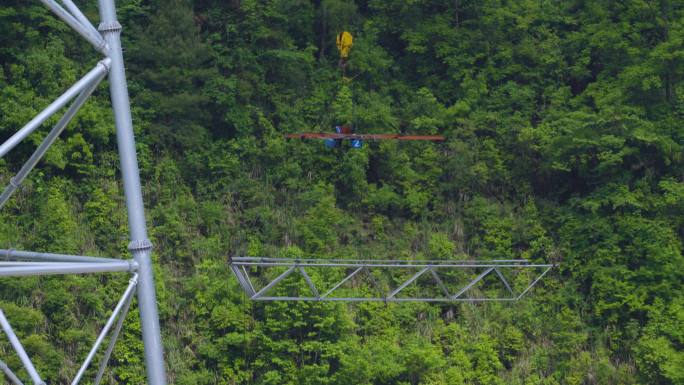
[2, 0, 684, 384]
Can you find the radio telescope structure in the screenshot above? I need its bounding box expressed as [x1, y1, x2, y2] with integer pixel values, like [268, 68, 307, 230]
[0, 1, 554, 384]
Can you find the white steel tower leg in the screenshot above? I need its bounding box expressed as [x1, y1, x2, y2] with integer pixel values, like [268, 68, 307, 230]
[97, 1, 167, 384]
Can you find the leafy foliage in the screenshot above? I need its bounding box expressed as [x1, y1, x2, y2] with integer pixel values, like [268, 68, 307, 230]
[1, 0, 684, 384]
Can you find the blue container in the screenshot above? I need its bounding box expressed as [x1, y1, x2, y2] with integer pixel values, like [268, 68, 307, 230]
[324, 138, 338, 148]
[351, 139, 363, 149]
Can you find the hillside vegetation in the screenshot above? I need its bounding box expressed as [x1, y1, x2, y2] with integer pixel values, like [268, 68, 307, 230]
[1, 1, 684, 384]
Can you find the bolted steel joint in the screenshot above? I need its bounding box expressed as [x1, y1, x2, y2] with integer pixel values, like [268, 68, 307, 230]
[127, 259, 140, 272]
[128, 239, 153, 254]
[98, 21, 122, 33]
[129, 272, 140, 285]
[3, 249, 15, 261]
[98, 57, 112, 73]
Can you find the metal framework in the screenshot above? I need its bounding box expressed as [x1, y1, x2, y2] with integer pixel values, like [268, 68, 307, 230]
[1, 1, 166, 384]
[285, 133, 446, 141]
[0, 1, 554, 383]
[230, 257, 554, 302]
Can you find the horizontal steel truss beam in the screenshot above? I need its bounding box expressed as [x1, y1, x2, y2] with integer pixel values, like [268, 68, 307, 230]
[229, 257, 555, 302]
[0, 275, 137, 385]
[0, 249, 137, 277]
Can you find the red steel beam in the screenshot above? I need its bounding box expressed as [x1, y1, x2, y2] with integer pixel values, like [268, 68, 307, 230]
[285, 133, 445, 141]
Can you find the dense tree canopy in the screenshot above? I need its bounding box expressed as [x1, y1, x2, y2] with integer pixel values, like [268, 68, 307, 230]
[1, 0, 684, 384]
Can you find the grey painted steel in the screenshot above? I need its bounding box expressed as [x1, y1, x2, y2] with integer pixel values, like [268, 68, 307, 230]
[230, 264, 256, 297]
[362, 267, 386, 295]
[321, 266, 363, 298]
[230, 266, 247, 293]
[0, 60, 111, 158]
[251, 266, 295, 299]
[93, 282, 135, 385]
[231, 258, 555, 302]
[1, 1, 164, 384]
[71, 274, 138, 385]
[0, 249, 123, 263]
[0, 358, 24, 385]
[494, 268, 514, 296]
[452, 267, 494, 299]
[242, 266, 256, 295]
[59, 0, 102, 41]
[0, 71, 105, 209]
[516, 266, 553, 300]
[39, 0, 107, 53]
[0, 310, 45, 385]
[298, 267, 320, 298]
[233, 262, 551, 268]
[0, 261, 136, 277]
[98, 1, 167, 383]
[429, 269, 451, 297]
[388, 267, 430, 299]
[0, 262, 90, 266]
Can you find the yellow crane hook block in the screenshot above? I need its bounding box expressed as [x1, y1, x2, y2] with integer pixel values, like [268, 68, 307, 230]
[336, 31, 353, 59]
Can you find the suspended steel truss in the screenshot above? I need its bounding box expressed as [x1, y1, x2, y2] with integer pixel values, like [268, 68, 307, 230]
[1, 1, 166, 384]
[230, 257, 554, 302]
[1, 1, 556, 383]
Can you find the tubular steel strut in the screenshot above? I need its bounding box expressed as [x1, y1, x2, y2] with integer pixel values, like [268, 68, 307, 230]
[230, 257, 554, 302]
[0, 1, 166, 384]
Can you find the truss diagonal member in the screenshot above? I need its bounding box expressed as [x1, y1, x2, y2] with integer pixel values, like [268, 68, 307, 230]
[0, 310, 46, 385]
[516, 266, 554, 301]
[59, 0, 102, 40]
[494, 268, 514, 296]
[71, 274, 138, 385]
[429, 268, 450, 297]
[362, 268, 386, 298]
[451, 267, 494, 300]
[229, 264, 255, 297]
[229, 265, 248, 293]
[0, 358, 25, 385]
[0, 249, 123, 264]
[92, 279, 134, 385]
[321, 266, 363, 298]
[0, 261, 137, 277]
[241, 266, 256, 295]
[251, 265, 295, 299]
[0, 73, 105, 209]
[388, 267, 430, 299]
[0, 59, 111, 158]
[298, 267, 320, 299]
[39, 0, 107, 53]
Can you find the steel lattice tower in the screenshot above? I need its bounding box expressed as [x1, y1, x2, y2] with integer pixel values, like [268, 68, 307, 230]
[0, 1, 166, 384]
